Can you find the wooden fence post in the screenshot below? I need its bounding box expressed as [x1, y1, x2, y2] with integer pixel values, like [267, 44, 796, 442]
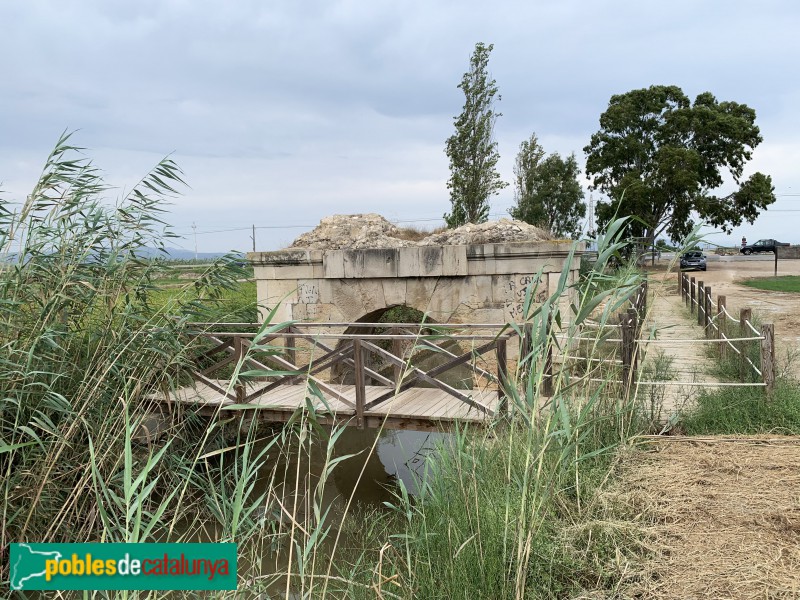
[684, 274, 690, 307]
[522, 323, 534, 365]
[739, 307, 752, 382]
[718, 295, 727, 359]
[353, 338, 366, 428]
[704, 286, 712, 337]
[497, 337, 508, 414]
[761, 323, 775, 398]
[285, 325, 296, 367]
[697, 281, 705, 326]
[233, 336, 246, 403]
[640, 280, 648, 317]
[541, 315, 553, 397]
[621, 309, 638, 395]
[391, 328, 403, 385]
[682, 273, 687, 304]
[690, 277, 696, 314]
[628, 307, 640, 374]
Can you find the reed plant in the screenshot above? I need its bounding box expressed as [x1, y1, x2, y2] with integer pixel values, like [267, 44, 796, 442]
[0, 134, 267, 596]
[293, 219, 663, 599]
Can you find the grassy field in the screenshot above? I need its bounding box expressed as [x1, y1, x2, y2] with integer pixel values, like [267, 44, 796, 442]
[148, 278, 258, 321]
[150, 262, 255, 287]
[741, 275, 800, 292]
[682, 382, 800, 435]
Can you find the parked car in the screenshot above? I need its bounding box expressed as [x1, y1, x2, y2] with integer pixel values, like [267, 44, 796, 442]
[680, 251, 707, 271]
[740, 239, 790, 255]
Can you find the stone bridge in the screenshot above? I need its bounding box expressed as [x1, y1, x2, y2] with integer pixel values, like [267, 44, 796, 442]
[247, 241, 583, 327]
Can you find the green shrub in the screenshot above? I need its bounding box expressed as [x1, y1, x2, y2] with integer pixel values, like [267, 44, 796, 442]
[682, 383, 800, 435]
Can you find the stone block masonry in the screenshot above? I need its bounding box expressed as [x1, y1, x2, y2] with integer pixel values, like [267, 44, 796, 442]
[248, 241, 582, 329]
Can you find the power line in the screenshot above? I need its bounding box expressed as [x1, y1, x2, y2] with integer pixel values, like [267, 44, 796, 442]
[177, 212, 517, 236]
[172, 199, 800, 237]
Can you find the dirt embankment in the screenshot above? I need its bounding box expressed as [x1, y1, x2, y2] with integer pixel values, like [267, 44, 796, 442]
[286, 214, 551, 250]
[620, 437, 800, 599]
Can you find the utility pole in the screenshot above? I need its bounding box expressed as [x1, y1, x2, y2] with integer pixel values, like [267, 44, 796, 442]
[251, 224, 256, 253]
[192, 222, 197, 261]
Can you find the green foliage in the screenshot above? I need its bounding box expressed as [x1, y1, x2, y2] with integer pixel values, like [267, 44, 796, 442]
[655, 238, 676, 251]
[510, 133, 586, 238]
[355, 428, 634, 600]
[584, 85, 776, 244]
[444, 42, 507, 227]
[741, 276, 800, 293]
[148, 280, 259, 322]
[682, 383, 800, 435]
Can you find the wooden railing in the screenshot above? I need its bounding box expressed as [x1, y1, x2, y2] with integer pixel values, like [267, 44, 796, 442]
[181, 322, 519, 424]
[678, 272, 775, 393]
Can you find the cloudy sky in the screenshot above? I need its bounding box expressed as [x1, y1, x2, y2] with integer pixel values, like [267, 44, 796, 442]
[2, 0, 799, 253]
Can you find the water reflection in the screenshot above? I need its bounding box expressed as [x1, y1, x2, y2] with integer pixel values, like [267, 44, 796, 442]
[234, 425, 447, 594]
[254, 425, 446, 514]
[376, 430, 441, 495]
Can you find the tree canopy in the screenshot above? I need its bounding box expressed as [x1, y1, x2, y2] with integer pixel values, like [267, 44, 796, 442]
[444, 42, 507, 227]
[510, 133, 586, 238]
[584, 85, 775, 244]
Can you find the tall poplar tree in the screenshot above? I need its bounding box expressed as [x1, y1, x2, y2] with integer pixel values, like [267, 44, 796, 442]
[444, 42, 507, 227]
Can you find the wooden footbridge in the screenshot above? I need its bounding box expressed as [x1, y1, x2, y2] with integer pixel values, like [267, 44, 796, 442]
[157, 322, 522, 430]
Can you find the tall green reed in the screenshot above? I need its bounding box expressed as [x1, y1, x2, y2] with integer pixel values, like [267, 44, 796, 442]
[301, 219, 673, 600]
[0, 135, 264, 596]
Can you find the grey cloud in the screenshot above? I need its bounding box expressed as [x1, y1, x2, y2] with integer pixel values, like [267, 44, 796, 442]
[2, 0, 799, 250]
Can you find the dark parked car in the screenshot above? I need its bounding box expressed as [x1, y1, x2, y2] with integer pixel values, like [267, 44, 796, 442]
[740, 239, 789, 255]
[680, 251, 706, 271]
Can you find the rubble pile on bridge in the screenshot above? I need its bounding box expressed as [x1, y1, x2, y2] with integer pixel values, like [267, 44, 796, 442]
[288, 213, 551, 250]
[288, 214, 415, 250]
[419, 219, 550, 246]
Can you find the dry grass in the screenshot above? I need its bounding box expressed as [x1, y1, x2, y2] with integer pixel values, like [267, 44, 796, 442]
[620, 436, 800, 599]
[392, 224, 447, 241]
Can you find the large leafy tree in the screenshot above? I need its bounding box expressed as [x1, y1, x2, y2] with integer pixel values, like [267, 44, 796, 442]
[444, 42, 507, 227]
[584, 85, 775, 245]
[510, 133, 586, 238]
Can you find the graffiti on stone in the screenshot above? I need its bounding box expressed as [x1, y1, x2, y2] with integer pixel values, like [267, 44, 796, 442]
[503, 274, 548, 320]
[298, 282, 320, 304]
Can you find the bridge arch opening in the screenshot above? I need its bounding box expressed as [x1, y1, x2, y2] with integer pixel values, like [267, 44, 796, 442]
[331, 304, 473, 389]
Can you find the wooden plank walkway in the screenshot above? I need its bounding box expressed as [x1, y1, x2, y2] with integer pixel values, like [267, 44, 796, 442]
[160, 380, 500, 431]
[150, 322, 515, 431]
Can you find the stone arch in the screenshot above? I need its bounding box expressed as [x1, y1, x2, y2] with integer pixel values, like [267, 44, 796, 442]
[330, 304, 473, 389]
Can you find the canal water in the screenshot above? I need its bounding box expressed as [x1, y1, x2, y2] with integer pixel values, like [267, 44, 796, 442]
[234, 425, 448, 593]
[253, 426, 445, 513]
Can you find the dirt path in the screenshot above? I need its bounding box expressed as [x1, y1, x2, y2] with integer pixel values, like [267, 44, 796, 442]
[622, 437, 800, 599]
[639, 279, 720, 417]
[648, 257, 800, 379]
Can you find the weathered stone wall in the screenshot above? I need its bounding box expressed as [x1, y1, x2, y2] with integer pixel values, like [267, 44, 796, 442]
[248, 241, 582, 328]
